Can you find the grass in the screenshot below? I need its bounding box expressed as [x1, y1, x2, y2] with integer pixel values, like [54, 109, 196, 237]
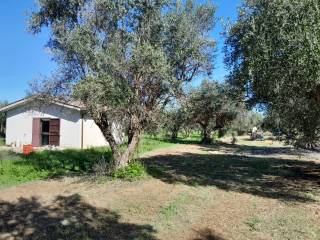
[0, 135, 176, 188]
[112, 161, 148, 180]
[245, 216, 263, 232]
[0, 137, 319, 240]
[158, 192, 191, 224]
[0, 137, 4, 146]
[135, 136, 177, 155]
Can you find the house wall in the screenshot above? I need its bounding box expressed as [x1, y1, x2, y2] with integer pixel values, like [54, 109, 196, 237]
[82, 116, 124, 148]
[83, 117, 109, 148]
[6, 101, 82, 148]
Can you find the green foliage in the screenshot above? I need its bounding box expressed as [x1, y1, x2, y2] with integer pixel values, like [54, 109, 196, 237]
[186, 80, 239, 143]
[29, 0, 217, 165]
[230, 110, 264, 135]
[112, 161, 147, 181]
[0, 101, 8, 137]
[0, 148, 113, 188]
[226, 0, 320, 148]
[0, 138, 5, 146]
[0, 152, 49, 188]
[0, 136, 176, 188]
[161, 106, 189, 141]
[28, 148, 113, 174]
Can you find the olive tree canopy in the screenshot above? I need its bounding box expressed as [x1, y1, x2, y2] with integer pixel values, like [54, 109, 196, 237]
[29, 0, 217, 168]
[225, 0, 320, 148]
[186, 80, 238, 143]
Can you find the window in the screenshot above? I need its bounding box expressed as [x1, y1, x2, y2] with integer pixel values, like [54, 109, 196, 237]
[32, 118, 60, 147]
[41, 119, 50, 146]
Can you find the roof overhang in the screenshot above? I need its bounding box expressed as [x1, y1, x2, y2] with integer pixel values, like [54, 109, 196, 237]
[0, 96, 84, 113]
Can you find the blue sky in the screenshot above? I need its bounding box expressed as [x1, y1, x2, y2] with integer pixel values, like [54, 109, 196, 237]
[0, 0, 241, 102]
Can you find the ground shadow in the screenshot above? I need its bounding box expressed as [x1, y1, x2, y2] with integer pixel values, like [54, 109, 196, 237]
[0, 194, 157, 240]
[193, 228, 227, 240]
[148, 136, 305, 157]
[143, 151, 320, 203]
[200, 142, 309, 157]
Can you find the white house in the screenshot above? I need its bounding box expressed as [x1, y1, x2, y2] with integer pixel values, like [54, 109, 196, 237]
[0, 97, 123, 149]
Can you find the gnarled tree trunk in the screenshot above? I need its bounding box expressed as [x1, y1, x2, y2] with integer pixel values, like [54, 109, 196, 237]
[94, 112, 142, 170]
[116, 130, 141, 168]
[171, 131, 178, 142]
[171, 124, 180, 142]
[200, 122, 212, 144]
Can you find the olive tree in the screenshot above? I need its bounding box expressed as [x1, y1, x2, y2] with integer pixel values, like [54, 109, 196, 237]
[225, 0, 320, 148]
[29, 0, 216, 168]
[230, 110, 263, 136]
[186, 80, 238, 144]
[161, 105, 189, 141]
[0, 101, 7, 137]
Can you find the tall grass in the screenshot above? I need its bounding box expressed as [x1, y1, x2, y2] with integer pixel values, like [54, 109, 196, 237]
[0, 136, 176, 188]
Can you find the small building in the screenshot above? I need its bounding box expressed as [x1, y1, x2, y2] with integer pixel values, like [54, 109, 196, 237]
[0, 97, 123, 149]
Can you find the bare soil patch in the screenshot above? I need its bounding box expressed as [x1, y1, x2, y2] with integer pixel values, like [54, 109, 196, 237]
[1, 140, 320, 240]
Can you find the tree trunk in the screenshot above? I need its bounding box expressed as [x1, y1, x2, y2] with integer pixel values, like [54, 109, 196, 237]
[171, 125, 179, 142]
[128, 125, 134, 145]
[101, 125, 141, 170]
[171, 131, 178, 142]
[115, 130, 141, 169]
[201, 124, 212, 144]
[94, 112, 142, 170]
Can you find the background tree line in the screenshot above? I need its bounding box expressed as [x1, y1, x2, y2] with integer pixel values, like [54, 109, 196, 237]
[149, 80, 263, 144]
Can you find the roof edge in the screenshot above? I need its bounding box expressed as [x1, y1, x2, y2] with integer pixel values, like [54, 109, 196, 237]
[0, 96, 84, 113]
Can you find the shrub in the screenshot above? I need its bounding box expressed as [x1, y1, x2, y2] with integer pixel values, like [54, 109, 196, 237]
[93, 155, 114, 176]
[112, 161, 147, 180]
[26, 148, 113, 176]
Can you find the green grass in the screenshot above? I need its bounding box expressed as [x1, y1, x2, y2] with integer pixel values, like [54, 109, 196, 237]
[0, 136, 176, 188]
[112, 161, 147, 180]
[159, 192, 190, 221]
[0, 137, 5, 146]
[245, 217, 263, 232]
[136, 136, 177, 155]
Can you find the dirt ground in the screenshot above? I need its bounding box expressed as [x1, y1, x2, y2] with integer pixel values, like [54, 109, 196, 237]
[1, 139, 320, 240]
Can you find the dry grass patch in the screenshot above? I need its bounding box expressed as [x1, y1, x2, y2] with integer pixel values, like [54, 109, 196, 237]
[1, 139, 320, 239]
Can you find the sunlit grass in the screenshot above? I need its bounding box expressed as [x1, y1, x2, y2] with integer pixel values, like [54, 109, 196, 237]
[0, 135, 176, 188]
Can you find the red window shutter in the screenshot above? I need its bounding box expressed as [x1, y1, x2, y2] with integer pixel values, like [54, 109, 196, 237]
[49, 119, 60, 146]
[32, 118, 41, 147]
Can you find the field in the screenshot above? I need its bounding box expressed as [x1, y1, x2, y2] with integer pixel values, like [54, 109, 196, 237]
[0, 136, 320, 239]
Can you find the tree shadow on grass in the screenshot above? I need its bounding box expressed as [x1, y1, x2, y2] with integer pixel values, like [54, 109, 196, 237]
[148, 136, 306, 157]
[0, 194, 157, 240]
[193, 228, 227, 240]
[200, 142, 310, 157]
[143, 151, 320, 203]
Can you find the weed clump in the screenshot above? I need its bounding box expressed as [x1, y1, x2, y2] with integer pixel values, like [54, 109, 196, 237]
[112, 161, 147, 180]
